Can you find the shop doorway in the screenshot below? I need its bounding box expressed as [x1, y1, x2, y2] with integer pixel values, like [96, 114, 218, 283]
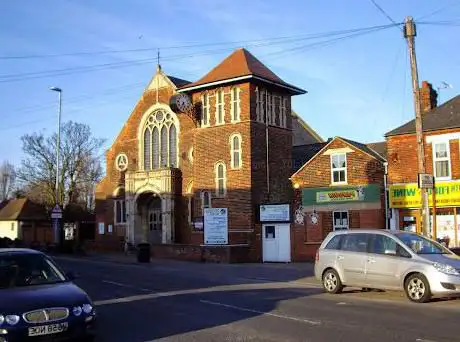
[262, 224, 291, 262]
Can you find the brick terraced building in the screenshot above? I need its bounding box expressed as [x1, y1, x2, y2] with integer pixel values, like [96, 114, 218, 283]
[94, 48, 318, 262]
[290, 137, 387, 260]
[386, 81, 460, 247]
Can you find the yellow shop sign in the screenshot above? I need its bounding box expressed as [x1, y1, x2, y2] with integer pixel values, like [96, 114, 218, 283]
[389, 181, 460, 208]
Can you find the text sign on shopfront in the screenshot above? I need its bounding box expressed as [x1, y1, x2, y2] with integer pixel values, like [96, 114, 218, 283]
[302, 184, 380, 206]
[389, 181, 460, 208]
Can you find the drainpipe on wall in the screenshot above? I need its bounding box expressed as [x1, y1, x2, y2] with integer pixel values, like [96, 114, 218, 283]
[384, 162, 389, 230]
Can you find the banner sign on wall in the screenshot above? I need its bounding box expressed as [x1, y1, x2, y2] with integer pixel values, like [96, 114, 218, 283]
[204, 208, 228, 245]
[389, 181, 460, 208]
[259, 204, 290, 222]
[302, 184, 381, 206]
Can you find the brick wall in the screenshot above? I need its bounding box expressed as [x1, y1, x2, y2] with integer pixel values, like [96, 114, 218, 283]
[290, 138, 386, 260]
[387, 128, 460, 184]
[95, 76, 296, 261]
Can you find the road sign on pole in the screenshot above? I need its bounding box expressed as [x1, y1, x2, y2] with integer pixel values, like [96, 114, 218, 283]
[51, 204, 62, 219]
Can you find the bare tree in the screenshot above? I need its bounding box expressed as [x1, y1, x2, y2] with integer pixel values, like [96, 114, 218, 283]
[0, 161, 15, 201]
[18, 121, 105, 210]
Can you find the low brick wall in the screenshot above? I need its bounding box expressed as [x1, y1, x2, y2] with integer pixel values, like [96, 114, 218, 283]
[151, 244, 253, 263]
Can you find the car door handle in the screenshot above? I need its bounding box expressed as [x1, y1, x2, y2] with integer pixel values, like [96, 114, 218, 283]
[367, 258, 376, 263]
[337, 255, 344, 260]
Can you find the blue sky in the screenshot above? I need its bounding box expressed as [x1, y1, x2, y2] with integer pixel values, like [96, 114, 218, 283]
[1, 0, 460, 167]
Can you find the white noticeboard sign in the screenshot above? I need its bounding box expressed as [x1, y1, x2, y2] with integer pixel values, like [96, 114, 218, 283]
[204, 208, 228, 245]
[260, 204, 290, 222]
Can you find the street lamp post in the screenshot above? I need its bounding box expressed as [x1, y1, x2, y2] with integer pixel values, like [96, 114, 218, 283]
[50, 87, 62, 247]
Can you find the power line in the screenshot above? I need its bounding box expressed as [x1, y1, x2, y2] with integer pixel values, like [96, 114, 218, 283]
[416, 0, 460, 21]
[368, 0, 400, 26]
[0, 23, 401, 84]
[0, 24, 404, 61]
[261, 23, 398, 61]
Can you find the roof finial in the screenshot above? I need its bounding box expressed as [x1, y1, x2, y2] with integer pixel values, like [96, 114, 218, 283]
[156, 48, 161, 73]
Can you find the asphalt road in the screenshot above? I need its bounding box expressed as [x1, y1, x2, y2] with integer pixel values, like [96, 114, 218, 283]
[54, 256, 460, 342]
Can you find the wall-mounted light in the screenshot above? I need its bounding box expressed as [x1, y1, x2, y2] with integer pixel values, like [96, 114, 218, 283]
[293, 183, 300, 189]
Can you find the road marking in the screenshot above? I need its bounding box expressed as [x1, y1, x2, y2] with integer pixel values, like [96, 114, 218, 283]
[416, 339, 438, 342]
[199, 299, 321, 326]
[102, 280, 151, 292]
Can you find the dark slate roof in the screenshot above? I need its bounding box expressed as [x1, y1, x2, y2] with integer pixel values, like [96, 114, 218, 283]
[341, 138, 386, 162]
[385, 95, 460, 136]
[292, 143, 327, 172]
[365, 141, 387, 159]
[0, 198, 48, 221]
[167, 75, 191, 87]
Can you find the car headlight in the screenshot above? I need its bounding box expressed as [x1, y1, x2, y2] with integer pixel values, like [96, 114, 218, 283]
[433, 262, 460, 276]
[0, 315, 4, 325]
[72, 306, 82, 316]
[82, 304, 93, 314]
[5, 315, 20, 325]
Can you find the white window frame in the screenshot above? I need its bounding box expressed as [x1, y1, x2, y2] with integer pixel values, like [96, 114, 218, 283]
[230, 87, 241, 123]
[201, 93, 210, 127]
[271, 95, 277, 125]
[114, 200, 127, 224]
[266, 92, 272, 125]
[432, 141, 451, 180]
[230, 133, 242, 169]
[142, 110, 178, 170]
[215, 162, 227, 197]
[333, 211, 349, 231]
[280, 97, 287, 128]
[331, 153, 347, 185]
[215, 89, 225, 125]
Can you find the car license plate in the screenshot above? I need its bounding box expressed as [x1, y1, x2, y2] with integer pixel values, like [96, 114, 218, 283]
[28, 322, 68, 336]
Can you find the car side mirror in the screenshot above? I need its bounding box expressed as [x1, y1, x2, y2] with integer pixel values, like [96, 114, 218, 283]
[66, 271, 77, 281]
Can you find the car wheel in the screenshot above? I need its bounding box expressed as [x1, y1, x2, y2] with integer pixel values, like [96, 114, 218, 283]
[322, 269, 344, 294]
[404, 273, 431, 303]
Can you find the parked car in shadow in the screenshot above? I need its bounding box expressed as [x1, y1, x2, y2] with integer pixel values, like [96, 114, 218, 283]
[0, 248, 97, 341]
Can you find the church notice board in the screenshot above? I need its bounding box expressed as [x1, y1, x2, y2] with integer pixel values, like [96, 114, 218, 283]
[204, 208, 228, 245]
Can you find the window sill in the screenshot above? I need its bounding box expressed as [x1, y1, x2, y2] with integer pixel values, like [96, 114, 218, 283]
[330, 182, 348, 186]
[215, 122, 225, 126]
[230, 120, 241, 124]
[434, 177, 452, 182]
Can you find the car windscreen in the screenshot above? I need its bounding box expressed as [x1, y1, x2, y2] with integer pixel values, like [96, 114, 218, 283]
[0, 253, 66, 289]
[395, 232, 451, 255]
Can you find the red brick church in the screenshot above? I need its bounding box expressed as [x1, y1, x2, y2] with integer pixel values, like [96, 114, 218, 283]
[94, 48, 318, 262]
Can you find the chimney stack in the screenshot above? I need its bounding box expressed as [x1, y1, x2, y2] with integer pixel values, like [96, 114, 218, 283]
[420, 81, 438, 113]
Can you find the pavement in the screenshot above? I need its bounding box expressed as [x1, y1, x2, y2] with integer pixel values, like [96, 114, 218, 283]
[53, 253, 460, 342]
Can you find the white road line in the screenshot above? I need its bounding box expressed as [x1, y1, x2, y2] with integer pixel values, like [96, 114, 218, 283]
[102, 280, 128, 287]
[102, 280, 151, 292]
[416, 339, 438, 342]
[199, 299, 321, 326]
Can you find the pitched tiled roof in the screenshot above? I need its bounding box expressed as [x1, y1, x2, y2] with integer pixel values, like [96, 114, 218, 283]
[366, 141, 387, 159]
[179, 48, 306, 94]
[167, 75, 191, 88]
[385, 95, 460, 136]
[341, 138, 386, 162]
[0, 198, 48, 221]
[292, 143, 327, 172]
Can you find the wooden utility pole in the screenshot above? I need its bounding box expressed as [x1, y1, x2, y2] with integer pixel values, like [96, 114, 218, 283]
[404, 16, 430, 237]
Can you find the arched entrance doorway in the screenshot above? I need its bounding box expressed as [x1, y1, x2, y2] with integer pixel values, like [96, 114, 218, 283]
[136, 192, 162, 244]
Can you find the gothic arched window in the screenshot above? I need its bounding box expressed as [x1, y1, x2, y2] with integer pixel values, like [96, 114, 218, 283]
[142, 110, 178, 170]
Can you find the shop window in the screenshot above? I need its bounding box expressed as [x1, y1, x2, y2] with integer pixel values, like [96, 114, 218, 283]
[333, 211, 348, 230]
[331, 153, 347, 184]
[433, 141, 451, 180]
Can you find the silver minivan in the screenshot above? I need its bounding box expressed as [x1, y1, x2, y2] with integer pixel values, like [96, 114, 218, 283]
[314, 229, 460, 303]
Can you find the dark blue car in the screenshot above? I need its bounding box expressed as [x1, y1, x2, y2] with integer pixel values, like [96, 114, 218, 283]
[0, 248, 96, 341]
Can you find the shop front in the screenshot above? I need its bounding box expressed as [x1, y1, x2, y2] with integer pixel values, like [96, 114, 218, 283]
[389, 180, 460, 247]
